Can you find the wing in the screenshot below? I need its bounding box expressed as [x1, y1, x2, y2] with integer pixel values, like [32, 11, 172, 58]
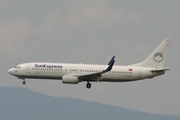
[78, 56, 115, 82]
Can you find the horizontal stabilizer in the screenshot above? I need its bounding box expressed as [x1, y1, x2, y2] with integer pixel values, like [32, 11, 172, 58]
[151, 68, 170, 73]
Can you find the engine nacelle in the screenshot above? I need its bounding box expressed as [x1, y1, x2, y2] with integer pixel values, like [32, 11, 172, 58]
[62, 75, 79, 84]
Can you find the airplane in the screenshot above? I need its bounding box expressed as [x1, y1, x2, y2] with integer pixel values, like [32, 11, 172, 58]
[8, 38, 171, 89]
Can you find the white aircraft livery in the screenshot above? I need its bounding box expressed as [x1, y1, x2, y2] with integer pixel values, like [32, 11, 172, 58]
[8, 39, 171, 89]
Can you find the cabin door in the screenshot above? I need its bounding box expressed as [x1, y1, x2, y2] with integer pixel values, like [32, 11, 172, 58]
[138, 69, 142, 78]
[26, 64, 31, 73]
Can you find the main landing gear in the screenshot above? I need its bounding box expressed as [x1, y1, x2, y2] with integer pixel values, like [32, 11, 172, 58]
[22, 80, 26, 85]
[86, 82, 91, 89]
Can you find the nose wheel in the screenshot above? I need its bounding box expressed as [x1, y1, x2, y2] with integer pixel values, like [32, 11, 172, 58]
[19, 78, 26, 85]
[18, 77, 26, 85]
[86, 82, 91, 89]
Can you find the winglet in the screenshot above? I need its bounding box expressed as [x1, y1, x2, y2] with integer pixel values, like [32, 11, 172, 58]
[105, 59, 115, 72]
[107, 56, 115, 65]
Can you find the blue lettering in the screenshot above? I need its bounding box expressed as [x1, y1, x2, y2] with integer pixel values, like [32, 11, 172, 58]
[35, 64, 62, 69]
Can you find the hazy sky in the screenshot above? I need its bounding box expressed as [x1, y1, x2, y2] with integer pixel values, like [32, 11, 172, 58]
[1, 0, 180, 115]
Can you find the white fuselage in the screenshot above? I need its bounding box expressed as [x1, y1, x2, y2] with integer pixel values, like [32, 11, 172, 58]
[7, 39, 171, 88]
[8, 62, 164, 82]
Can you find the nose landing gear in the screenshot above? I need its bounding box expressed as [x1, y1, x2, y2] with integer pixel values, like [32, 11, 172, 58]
[18, 77, 26, 85]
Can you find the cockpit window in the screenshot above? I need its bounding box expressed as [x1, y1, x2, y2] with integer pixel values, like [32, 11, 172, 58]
[14, 65, 21, 69]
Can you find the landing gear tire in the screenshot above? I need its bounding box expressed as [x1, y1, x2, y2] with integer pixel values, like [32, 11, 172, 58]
[86, 82, 91, 89]
[22, 81, 26, 85]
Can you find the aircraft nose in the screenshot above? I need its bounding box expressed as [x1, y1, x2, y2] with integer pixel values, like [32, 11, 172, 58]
[8, 68, 14, 75]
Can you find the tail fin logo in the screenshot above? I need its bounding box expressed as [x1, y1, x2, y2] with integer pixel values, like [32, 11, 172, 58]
[153, 52, 164, 62]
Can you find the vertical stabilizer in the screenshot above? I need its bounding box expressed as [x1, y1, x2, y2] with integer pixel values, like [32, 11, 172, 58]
[130, 38, 171, 69]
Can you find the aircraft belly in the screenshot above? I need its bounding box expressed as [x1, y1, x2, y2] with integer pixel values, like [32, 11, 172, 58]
[102, 74, 138, 82]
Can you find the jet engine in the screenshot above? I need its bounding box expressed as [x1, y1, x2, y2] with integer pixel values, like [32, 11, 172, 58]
[62, 75, 79, 84]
